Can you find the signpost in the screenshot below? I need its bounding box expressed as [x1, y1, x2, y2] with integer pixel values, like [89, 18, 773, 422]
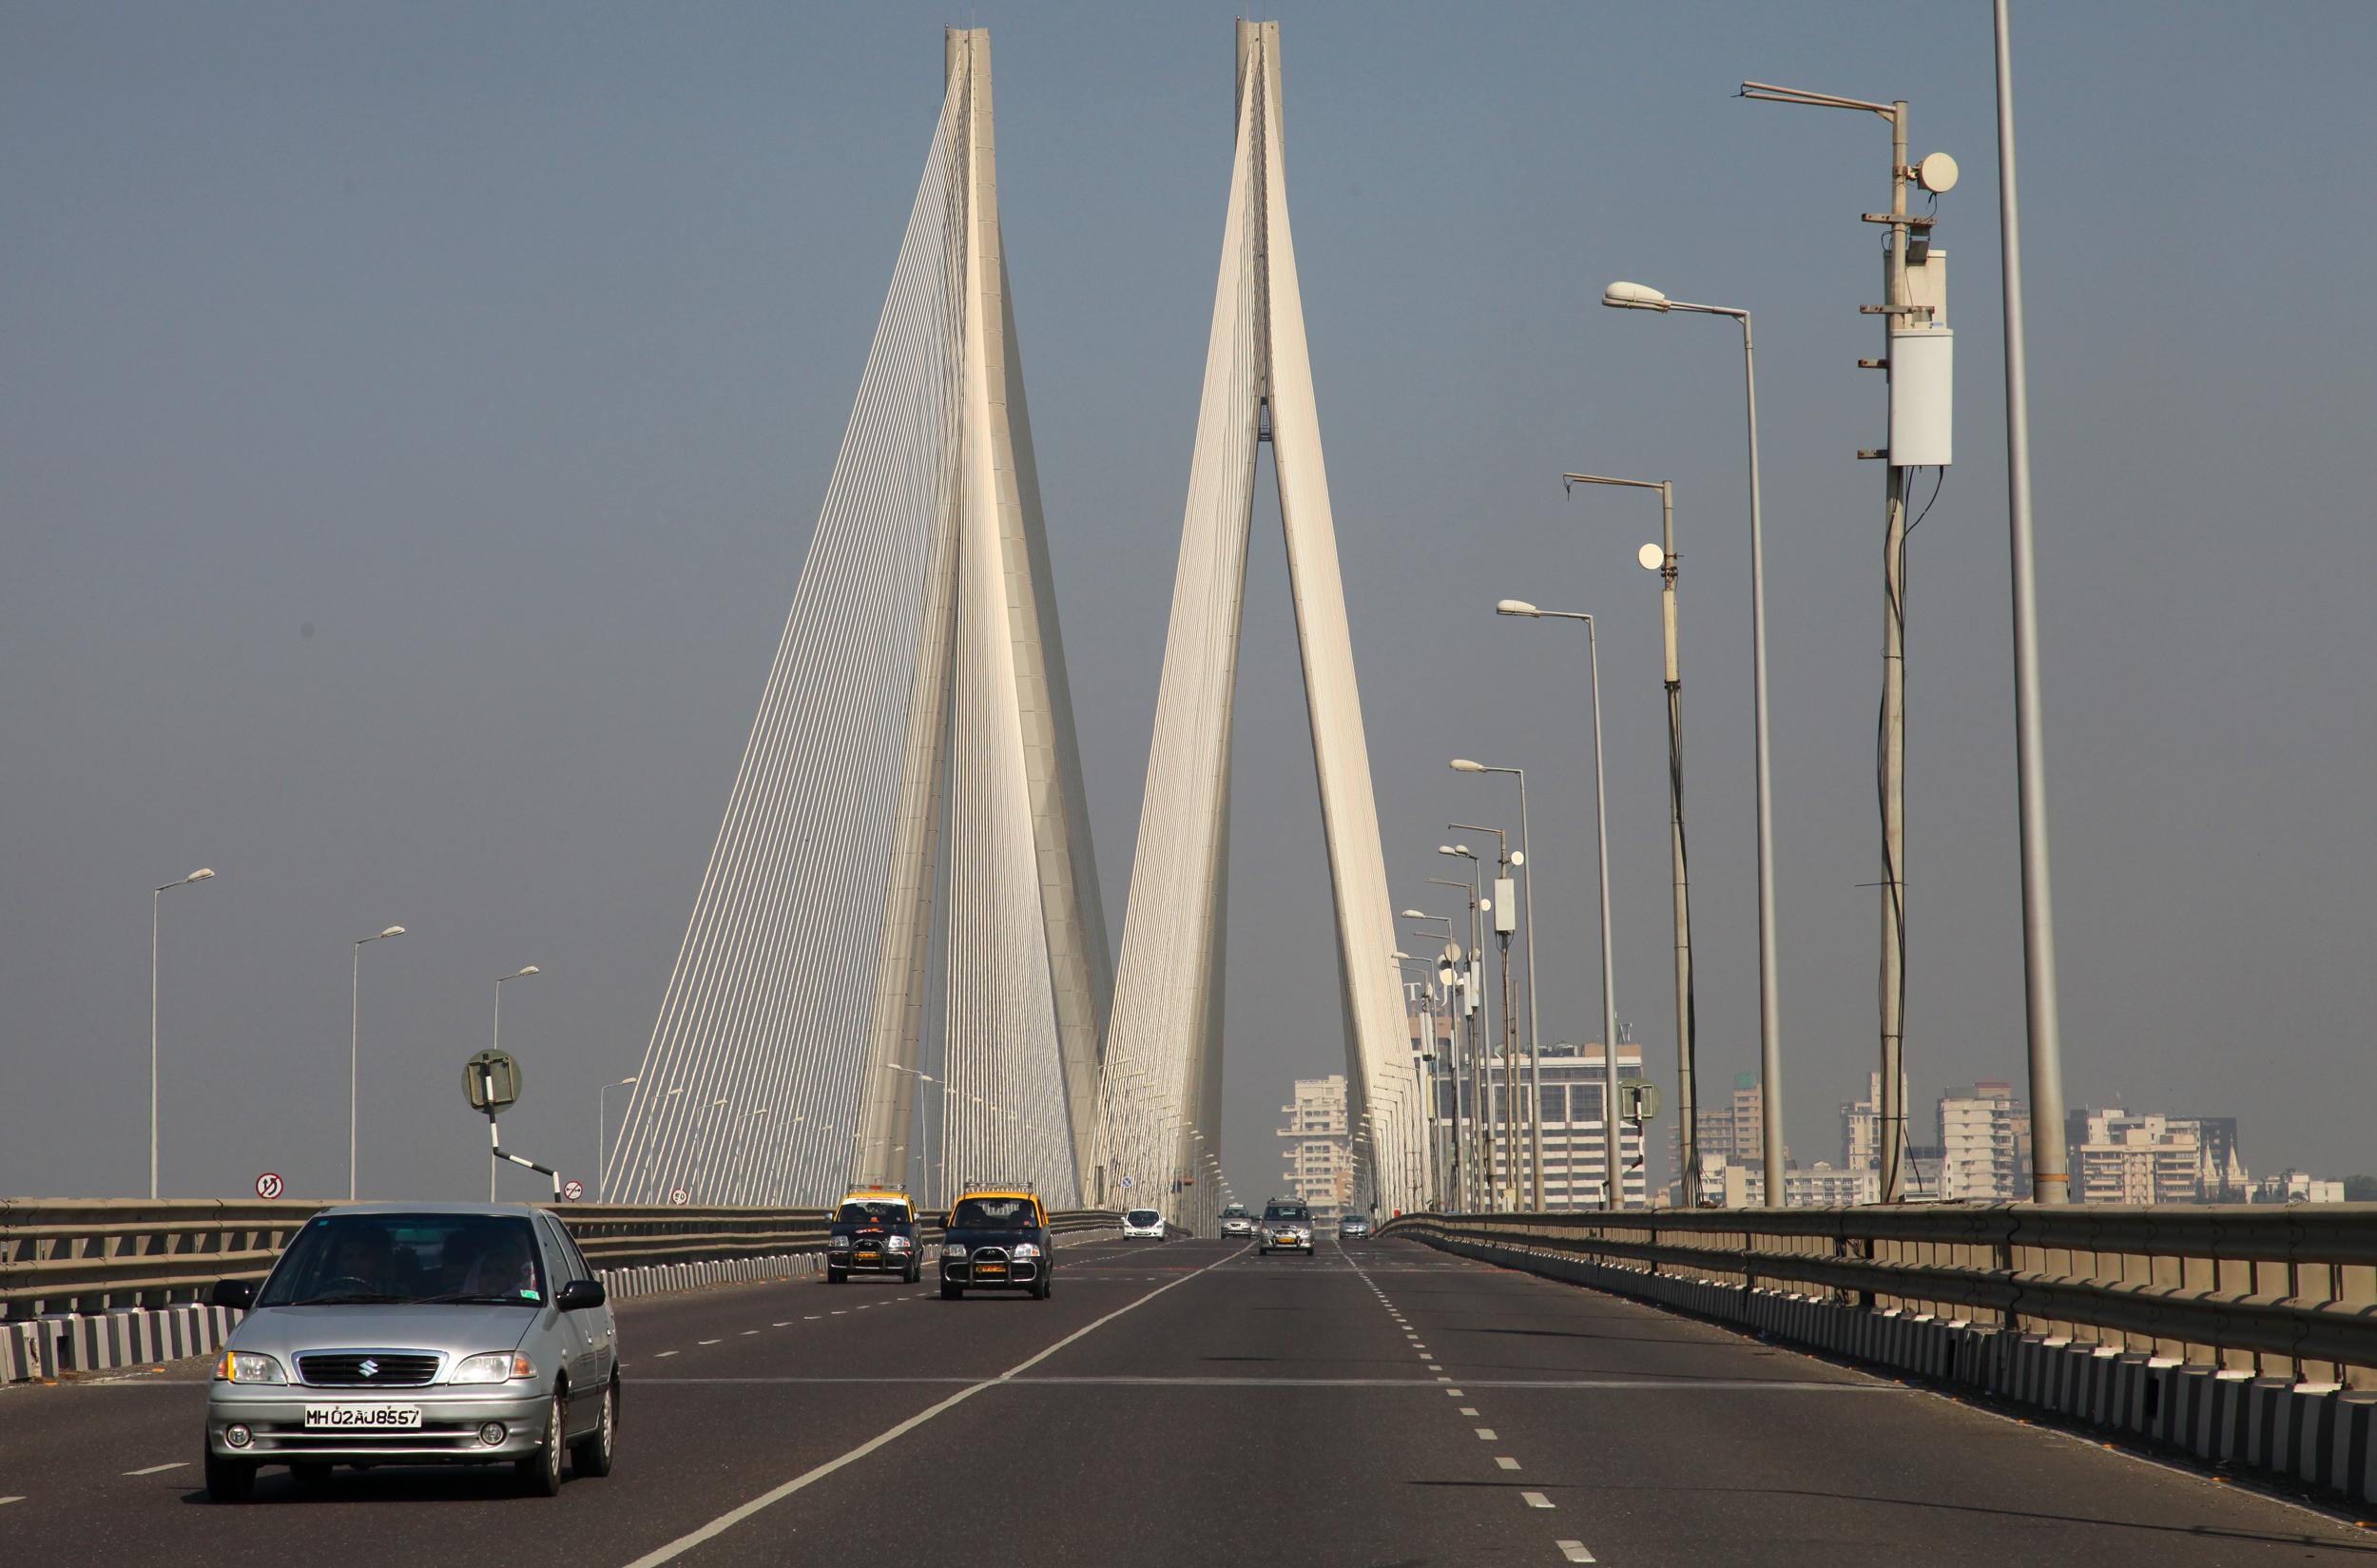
[463, 1049, 561, 1200]
[254, 1172, 282, 1200]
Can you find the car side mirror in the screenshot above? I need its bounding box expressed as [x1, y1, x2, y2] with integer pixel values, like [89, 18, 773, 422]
[210, 1278, 255, 1310]
[556, 1278, 607, 1312]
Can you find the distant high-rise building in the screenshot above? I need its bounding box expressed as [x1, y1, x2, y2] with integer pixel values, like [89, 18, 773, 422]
[1840, 1069, 1911, 1171]
[2066, 1108, 2250, 1205]
[1938, 1082, 2032, 1201]
[1278, 1075, 1351, 1219]
[1485, 1043, 1646, 1210]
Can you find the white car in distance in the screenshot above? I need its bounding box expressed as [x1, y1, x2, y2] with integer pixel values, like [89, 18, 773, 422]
[1121, 1209, 1166, 1240]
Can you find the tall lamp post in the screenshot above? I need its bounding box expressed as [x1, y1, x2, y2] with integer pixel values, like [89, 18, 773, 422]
[150, 867, 217, 1200]
[1564, 470, 1698, 1205]
[490, 965, 541, 1200]
[1453, 760, 1545, 1210]
[1432, 854, 1485, 1210]
[350, 924, 406, 1200]
[597, 1075, 637, 1203]
[1450, 821, 1517, 1210]
[1603, 279, 1785, 1208]
[1495, 604, 1623, 1213]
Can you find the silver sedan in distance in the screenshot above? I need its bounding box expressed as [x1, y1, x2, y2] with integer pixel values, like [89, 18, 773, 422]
[203, 1203, 619, 1501]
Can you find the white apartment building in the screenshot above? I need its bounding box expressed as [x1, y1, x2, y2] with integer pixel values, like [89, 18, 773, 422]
[1278, 1075, 1351, 1220]
[2067, 1108, 2249, 1205]
[1692, 1157, 1879, 1209]
[1478, 1043, 1647, 1210]
[1938, 1082, 2032, 1201]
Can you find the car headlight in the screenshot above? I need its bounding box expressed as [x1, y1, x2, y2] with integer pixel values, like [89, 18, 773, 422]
[216, 1350, 286, 1384]
[1012, 1243, 1042, 1259]
[828, 1235, 853, 1250]
[886, 1235, 913, 1252]
[448, 1351, 535, 1385]
[939, 1243, 969, 1260]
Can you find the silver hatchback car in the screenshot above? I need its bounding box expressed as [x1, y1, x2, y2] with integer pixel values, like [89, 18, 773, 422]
[203, 1203, 619, 1501]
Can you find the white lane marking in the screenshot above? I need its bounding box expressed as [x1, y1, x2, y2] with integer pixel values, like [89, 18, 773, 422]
[623, 1245, 1250, 1567]
[804, 1315, 821, 1321]
[1556, 1542, 1596, 1563]
[1475, 1427, 1498, 1440]
[1445, 1388, 1463, 1397]
[741, 1330, 760, 1336]
[1522, 1491, 1555, 1509]
[1459, 1406, 1479, 1416]
[655, 1350, 680, 1359]
[123, 1462, 187, 1476]
[698, 1339, 723, 1345]
[830, 1311, 847, 1317]
[1426, 1364, 1442, 1372]
[0, 1496, 23, 1505]
[773, 1322, 792, 1327]
[1496, 1456, 1520, 1470]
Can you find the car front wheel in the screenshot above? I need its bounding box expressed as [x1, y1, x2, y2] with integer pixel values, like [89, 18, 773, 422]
[570, 1377, 617, 1479]
[516, 1387, 566, 1496]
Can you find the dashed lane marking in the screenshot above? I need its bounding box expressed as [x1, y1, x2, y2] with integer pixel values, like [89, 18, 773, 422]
[1523, 1491, 1555, 1509]
[1475, 1428, 1498, 1440]
[123, 1462, 187, 1476]
[0, 1496, 23, 1506]
[698, 1339, 723, 1345]
[742, 1330, 760, 1336]
[1556, 1543, 1596, 1562]
[1459, 1406, 1479, 1416]
[621, 1244, 1251, 1568]
[655, 1350, 680, 1359]
[772, 1322, 792, 1327]
[1497, 1457, 1520, 1470]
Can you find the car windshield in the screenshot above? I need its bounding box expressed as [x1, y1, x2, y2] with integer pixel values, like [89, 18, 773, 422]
[1264, 1206, 1309, 1224]
[1127, 1210, 1161, 1227]
[951, 1196, 1035, 1229]
[1221, 1204, 1248, 1218]
[838, 1201, 909, 1225]
[256, 1214, 546, 1307]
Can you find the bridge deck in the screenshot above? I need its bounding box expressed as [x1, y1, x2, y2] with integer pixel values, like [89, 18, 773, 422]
[2, 1237, 2365, 1564]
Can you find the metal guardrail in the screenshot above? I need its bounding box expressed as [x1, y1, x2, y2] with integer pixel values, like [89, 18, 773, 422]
[0, 1199, 1120, 1320]
[1380, 1204, 2377, 1388]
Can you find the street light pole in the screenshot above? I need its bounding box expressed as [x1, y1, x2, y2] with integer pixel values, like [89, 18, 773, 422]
[1493, 606, 1623, 1211]
[1453, 762, 1545, 1210]
[1451, 821, 1515, 1210]
[1992, 0, 2070, 1203]
[350, 924, 406, 1200]
[1605, 280, 1785, 1207]
[1567, 473, 1698, 1206]
[1432, 858, 1484, 1210]
[150, 867, 216, 1201]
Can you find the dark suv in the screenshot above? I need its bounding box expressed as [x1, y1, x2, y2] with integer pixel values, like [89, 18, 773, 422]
[827, 1190, 922, 1284]
[938, 1189, 1054, 1300]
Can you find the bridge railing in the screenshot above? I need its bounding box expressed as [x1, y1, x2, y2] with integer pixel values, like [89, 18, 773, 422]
[0, 1198, 1120, 1321]
[1380, 1204, 2377, 1387]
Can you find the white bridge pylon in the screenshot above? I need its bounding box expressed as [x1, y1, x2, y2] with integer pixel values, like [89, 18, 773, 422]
[605, 29, 1109, 1210]
[1096, 21, 1421, 1228]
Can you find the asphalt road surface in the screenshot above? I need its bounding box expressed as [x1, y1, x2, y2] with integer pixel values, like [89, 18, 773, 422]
[4, 1235, 2371, 1565]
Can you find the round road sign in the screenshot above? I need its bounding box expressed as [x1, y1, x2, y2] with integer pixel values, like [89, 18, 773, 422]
[562, 1179, 586, 1202]
[255, 1172, 283, 1200]
[668, 1187, 690, 1207]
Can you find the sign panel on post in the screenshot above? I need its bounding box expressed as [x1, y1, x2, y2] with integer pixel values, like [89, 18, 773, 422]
[668, 1187, 690, 1207]
[461, 1050, 523, 1112]
[254, 1172, 283, 1200]
[561, 1178, 585, 1202]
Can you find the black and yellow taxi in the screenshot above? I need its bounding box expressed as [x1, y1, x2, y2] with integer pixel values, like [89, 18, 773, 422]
[826, 1188, 923, 1285]
[937, 1185, 1054, 1300]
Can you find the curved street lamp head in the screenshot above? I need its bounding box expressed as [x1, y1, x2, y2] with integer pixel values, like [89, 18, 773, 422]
[1602, 280, 1671, 311]
[1496, 600, 1540, 619]
[187, 868, 217, 882]
[1449, 758, 1484, 773]
[378, 925, 406, 939]
[1399, 908, 1430, 920]
[506, 965, 540, 979]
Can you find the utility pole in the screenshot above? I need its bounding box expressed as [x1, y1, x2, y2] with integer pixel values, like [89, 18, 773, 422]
[1741, 80, 1957, 1204]
[1457, 822, 1516, 1209]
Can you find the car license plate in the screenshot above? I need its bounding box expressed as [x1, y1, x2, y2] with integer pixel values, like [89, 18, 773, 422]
[976, 1264, 1006, 1276]
[855, 1252, 880, 1264]
[303, 1403, 421, 1430]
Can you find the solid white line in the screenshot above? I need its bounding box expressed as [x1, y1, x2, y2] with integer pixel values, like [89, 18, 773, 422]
[123, 1462, 187, 1476]
[1523, 1491, 1555, 1509]
[1556, 1542, 1596, 1562]
[620, 1245, 1246, 1567]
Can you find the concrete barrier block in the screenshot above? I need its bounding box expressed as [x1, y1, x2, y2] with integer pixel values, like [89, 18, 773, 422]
[2243, 1376, 2295, 1471]
[2294, 1384, 2342, 1488]
[2168, 1365, 2215, 1447]
[2345, 1392, 2377, 1503]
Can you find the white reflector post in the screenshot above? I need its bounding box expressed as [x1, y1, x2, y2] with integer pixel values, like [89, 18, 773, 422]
[1889, 326, 1954, 466]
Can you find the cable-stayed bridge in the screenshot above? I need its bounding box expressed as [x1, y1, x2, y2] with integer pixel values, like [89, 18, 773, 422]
[602, 22, 1420, 1227]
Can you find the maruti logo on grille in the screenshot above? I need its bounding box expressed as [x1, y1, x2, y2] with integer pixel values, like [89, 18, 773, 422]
[358, 1358, 380, 1379]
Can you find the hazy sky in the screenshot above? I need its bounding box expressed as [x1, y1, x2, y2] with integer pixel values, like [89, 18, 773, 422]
[8, 2, 2374, 1205]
